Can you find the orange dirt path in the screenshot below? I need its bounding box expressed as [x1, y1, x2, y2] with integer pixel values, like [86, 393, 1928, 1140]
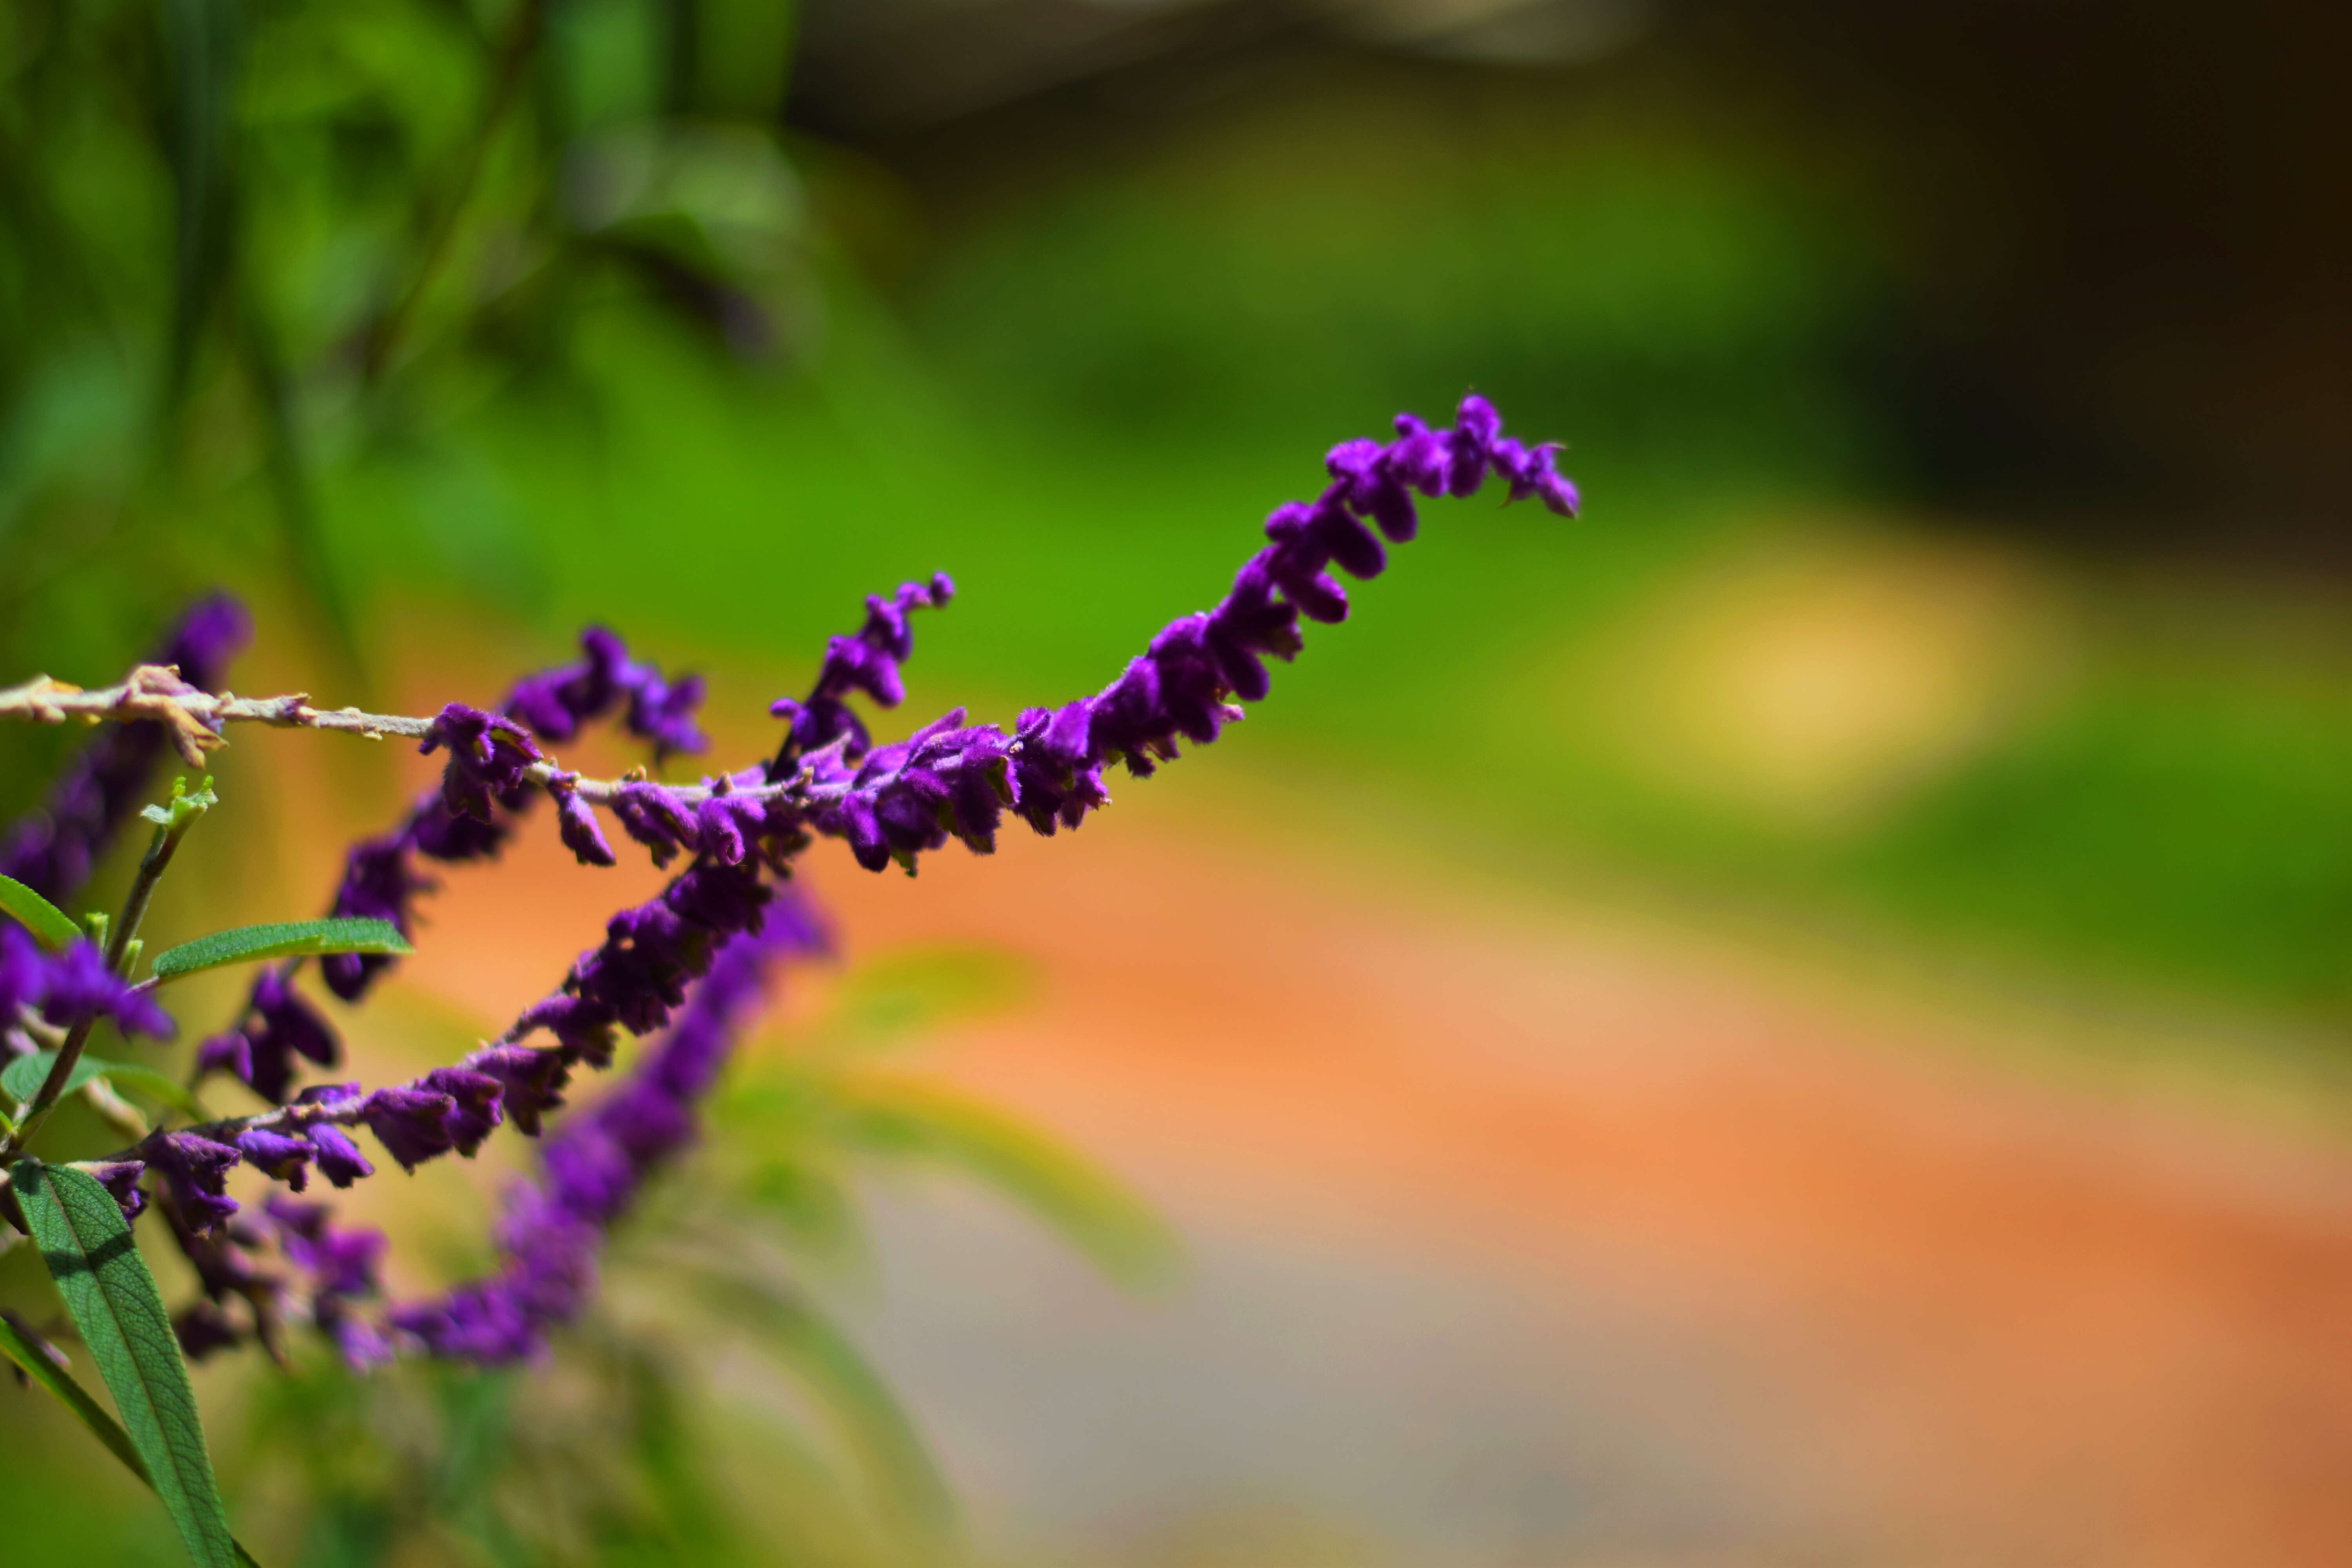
[375, 769, 2352, 1566]
[289, 637, 2352, 1564]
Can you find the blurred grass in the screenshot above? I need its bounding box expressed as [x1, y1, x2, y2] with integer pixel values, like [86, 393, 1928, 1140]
[12, 40, 2352, 1029]
[269, 90, 2352, 1029]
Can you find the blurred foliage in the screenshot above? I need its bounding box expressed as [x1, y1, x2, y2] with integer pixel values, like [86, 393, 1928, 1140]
[4, 941, 1169, 1563]
[0, 0, 811, 691]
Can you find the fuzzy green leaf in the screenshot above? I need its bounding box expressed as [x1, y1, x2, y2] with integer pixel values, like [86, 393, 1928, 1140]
[149, 917, 409, 982]
[0, 873, 82, 951]
[12, 1160, 240, 1568]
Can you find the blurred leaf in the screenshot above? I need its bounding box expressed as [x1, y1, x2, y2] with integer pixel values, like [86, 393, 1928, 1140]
[820, 945, 1035, 1054]
[3, 1049, 105, 1105]
[0, 871, 83, 949]
[831, 1074, 1178, 1290]
[11, 1160, 242, 1568]
[734, 1152, 867, 1266]
[686, 0, 796, 118]
[0, 1053, 207, 1123]
[0, 1307, 151, 1482]
[149, 917, 410, 981]
[688, 1263, 953, 1534]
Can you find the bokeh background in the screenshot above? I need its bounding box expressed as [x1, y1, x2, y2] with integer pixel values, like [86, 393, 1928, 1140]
[3, 0, 2350, 1563]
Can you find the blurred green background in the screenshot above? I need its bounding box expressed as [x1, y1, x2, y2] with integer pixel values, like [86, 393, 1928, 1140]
[3, 0, 2350, 1561]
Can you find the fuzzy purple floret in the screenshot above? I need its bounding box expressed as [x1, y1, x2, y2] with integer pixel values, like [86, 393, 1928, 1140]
[0, 927, 175, 1041]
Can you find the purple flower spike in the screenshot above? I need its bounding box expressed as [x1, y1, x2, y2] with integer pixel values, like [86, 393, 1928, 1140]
[393, 898, 821, 1364]
[306, 1124, 375, 1188]
[234, 1127, 316, 1191]
[147, 1132, 243, 1232]
[608, 782, 700, 868]
[795, 392, 1573, 877]
[770, 574, 955, 765]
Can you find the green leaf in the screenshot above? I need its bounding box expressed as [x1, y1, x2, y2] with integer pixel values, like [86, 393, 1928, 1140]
[94, 1063, 212, 1123]
[0, 1309, 270, 1568]
[2, 1049, 104, 1106]
[149, 918, 410, 982]
[0, 873, 82, 950]
[12, 1160, 240, 1568]
[0, 1052, 203, 1121]
[692, 1267, 953, 1530]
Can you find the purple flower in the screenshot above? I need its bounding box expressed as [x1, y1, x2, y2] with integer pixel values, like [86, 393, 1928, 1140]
[421, 703, 543, 823]
[38, 940, 173, 1039]
[419, 1066, 505, 1155]
[306, 1123, 375, 1188]
[408, 801, 511, 861]
[627, 671, 708, 759]
[549, 777, 616, 867]
[215, 967, 340, 1103]
[800, 393, 1573, 877]
[173, 1303, 243, 1361]
[607, 782, 701, 868]
[194, 1031, 252, 1086]
[392, 902, 821, 1363]
[769, 574, 954, 765]
[146, 1132, 243, 1232]
[321, 831, 432, 1000]
[234, 1128, 315, 1192]
[266, 1197, 383, 1299]
[505, 626, 710, 758]
[462, 1045, 571, 1137]
[0, 925, 51, 1018]
[359, 1085, 461, 1171]
[83, 1160, 148, 1223]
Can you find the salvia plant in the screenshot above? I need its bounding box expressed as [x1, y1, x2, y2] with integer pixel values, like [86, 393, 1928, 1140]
[0, 394, 1576, 1564]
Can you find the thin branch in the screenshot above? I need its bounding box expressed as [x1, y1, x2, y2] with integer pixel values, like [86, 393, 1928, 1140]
[0, 664, 804, 809]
